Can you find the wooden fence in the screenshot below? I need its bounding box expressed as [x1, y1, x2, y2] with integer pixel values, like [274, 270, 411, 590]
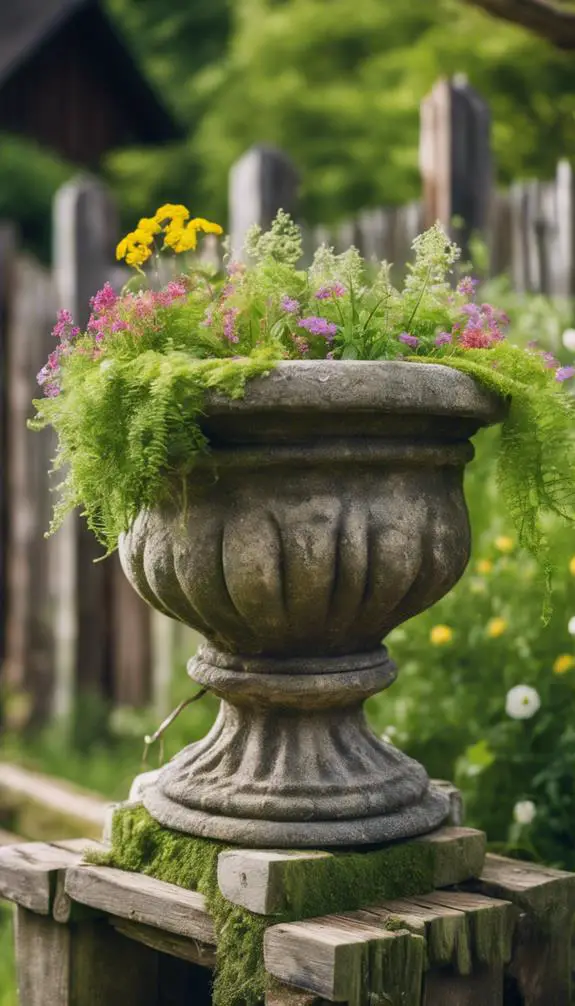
[1, 75, 574, 737]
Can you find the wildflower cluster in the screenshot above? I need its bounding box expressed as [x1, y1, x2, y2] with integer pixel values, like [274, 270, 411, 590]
[31, 212, 575, 589]
[115, 204, 223, 269]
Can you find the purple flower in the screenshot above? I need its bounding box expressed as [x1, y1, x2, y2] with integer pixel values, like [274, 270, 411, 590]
[460, 303, 481, 318]
[111, 320, 129, 333]
[281, 296, 300, 314]
[398, 332, 419, 349]
[298, 316, 337, 340]
[293, 336, 310, 356]
[315, 282, 346, 300]
[543, 352, 558, 369]
[556, 366, 575, 382]
[223, 307, 240, 343]
[201, 306, 214, 328]
[435, 332, 452, 347]
[326, 351, 335, 360]
[89, 282, 117, 315]
[457, 277, 478, 298]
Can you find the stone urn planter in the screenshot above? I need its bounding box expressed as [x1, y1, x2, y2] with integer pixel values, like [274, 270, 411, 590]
[119, 360, 506, 847]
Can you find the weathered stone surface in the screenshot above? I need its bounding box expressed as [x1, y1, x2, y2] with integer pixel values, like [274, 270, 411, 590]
[119, 361, 505, 846]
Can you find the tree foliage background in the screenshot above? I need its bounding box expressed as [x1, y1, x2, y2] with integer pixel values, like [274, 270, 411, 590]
[1, 0, 575, 251]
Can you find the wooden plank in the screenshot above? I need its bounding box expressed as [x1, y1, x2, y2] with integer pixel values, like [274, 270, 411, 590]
[65, 864, 216, 944]
[112, 916, 216, 969]
[0, 841, 82, 914]
[0, 761, 107, 840]
[466, 853, 575, 1006]
[264, 918, 375, 1003]
[369, 896, 471, 975]
[413, 890, 514, 965]
[15, 905, 160, 1006]
[217, 826, 484, 915]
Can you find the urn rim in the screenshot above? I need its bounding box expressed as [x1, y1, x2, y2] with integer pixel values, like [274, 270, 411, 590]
[204, 359, 507, 425]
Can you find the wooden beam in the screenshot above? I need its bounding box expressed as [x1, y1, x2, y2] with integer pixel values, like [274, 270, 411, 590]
[0, 842, 85, 914]
[111, 916, 217, 970]
[0, 761, 108, 840]
[217, 827, 485, 915]
[65, 864, 216, 945]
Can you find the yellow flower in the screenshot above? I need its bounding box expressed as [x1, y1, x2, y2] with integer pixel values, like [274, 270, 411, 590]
[174, 223, 199, 253]
[163, 222, 185, 249]
[154, 203, 190, 225]
[477, 559, 493, 575]
[116, 235, 130, 260]
[569, 556, 575, 576]
[487, 617, 507, 639]
[189, 217, 224, 236]
[495, 536, 514, 554]
[125, 246, 151, 267]
[137, 217, 161, 236]
[553, 654, 575, 675]
[430, 625, 453, 646]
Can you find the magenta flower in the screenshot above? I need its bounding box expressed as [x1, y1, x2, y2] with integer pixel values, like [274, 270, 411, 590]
[52, 309, 80, 341]
[298, 316, 337, 340]
[556, 366, 575, 382]
[315, 282, 346, 300]
[155, 281, 187, 307]
[435, 332, 452, 347]
[89, 282, 117, 315]
[281, 296, 300, 314]
[398, 332, 419, 348]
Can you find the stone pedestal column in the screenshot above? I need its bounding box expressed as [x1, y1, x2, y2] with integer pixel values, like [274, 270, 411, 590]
[120, 361, 506, 846]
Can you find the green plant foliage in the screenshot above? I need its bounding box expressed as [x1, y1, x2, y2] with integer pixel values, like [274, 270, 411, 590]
[31, 214, 575, 613]
[0, 134, 74, 260]
[93, 803, 435, 1006]
[369, 421, 575, 870]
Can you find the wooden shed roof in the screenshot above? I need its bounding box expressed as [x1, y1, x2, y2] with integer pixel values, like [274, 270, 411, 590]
[0, 0, 181, 145]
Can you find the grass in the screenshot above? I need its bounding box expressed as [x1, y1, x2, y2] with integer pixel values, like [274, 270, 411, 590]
[0, 906, 16, 1006]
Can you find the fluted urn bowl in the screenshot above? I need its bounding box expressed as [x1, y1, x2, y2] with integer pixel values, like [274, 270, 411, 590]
[120, 361, 506, 846]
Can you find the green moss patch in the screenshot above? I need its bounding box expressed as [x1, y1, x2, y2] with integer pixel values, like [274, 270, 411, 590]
[89, 805, 441, 1006]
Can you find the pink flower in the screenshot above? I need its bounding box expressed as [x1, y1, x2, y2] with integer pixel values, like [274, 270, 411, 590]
[457, 277, 478, 298]
[459, 324, 494, 350]
[89, 282, 117, 315]
[281, 296, 300, 314]
[315, 283, 346, 300]
[223, 307, 240, 343]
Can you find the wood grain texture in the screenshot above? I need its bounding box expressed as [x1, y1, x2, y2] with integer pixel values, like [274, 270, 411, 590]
[466, 853, 575, 1006]
[14, 906, 160, 1006]
[265, 978, 337, 1005]
[65, 864, 215, 944]
[111, 916, 217, 969]
[217, 826, 485, 915]
[264, 918, 373, 1002]
[0, 841, 80, 913]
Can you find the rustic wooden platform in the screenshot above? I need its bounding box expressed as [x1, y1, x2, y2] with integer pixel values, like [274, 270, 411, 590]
[0, 831, 573, 1006]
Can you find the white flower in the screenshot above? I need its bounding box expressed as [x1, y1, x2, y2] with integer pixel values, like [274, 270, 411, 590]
[505, 684, 541, 720]
[100, 359, 113, 372]
[568, 616, 575, 636]
[513, 800, 536, 825]
[562, 328, 575, 351]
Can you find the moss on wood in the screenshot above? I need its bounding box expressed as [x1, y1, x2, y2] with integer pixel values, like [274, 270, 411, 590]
[89, 805, 443, 1006]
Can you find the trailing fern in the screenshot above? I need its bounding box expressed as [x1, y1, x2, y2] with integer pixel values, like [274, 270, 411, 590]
[31, 206, 575, 611]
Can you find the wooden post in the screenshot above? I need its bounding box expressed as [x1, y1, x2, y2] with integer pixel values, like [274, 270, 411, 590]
[229, 145, 299, 257]
[554, 160, 575, 297]
[0, 222, 17, 678]
[52, 176, 152, 737]
[3, 255, 57, 728]
[420, 76, 491, 258]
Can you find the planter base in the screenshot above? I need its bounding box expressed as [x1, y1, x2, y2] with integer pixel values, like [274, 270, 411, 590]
[141, 645, 450, 847]
[143, 781, 449, 847]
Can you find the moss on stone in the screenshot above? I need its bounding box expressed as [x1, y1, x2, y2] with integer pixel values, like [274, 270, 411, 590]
[89, 805, 438, 1006]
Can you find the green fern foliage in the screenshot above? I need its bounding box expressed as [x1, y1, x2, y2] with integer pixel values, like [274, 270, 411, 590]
[31, 213, 575, 610]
